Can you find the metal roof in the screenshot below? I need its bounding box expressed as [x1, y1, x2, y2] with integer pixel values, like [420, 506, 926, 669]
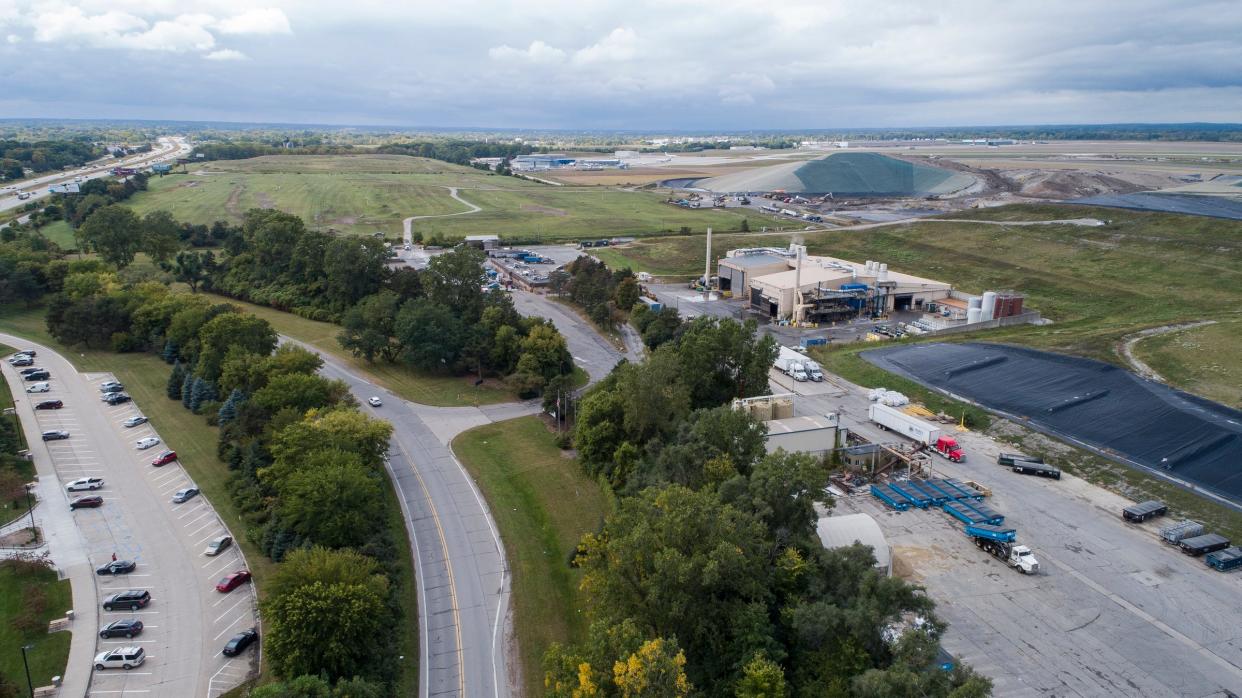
[719, 254, 790, 270]
[816, 513, 891, 573]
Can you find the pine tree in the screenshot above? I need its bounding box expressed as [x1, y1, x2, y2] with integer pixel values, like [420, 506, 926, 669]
[217, 388, 244, 424]
[181, 372, 195, 409]
[189, 377, 207, 413]
[160, 339, 179, 364]
[167, 361, 185, 400]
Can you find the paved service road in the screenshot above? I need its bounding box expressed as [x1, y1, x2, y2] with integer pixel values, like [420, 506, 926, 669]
[0, 337, 257, 698]
[285, 338, 538, 697]
[793, 372, 1242, 696]
[509, 290, 624, 384]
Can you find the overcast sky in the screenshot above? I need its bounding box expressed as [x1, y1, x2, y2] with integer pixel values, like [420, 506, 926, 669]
[1, 0, 1240, 130]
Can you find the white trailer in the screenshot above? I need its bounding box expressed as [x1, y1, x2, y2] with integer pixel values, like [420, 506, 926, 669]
[775, 346, 810, 381]
[868, 403, 940, 445]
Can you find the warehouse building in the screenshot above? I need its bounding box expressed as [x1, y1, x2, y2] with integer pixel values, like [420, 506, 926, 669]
[763, 414, 839, 455]
[817, 513, 891, 576]
[719, 245, 953, 322]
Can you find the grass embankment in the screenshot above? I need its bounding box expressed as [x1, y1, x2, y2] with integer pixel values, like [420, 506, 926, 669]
[197, 293, 515, 407]
[125, 154, 764, 241]
[1133, 320, 1242, 409]
[452, 417, 607, 695]
[0, 306, 418, 691]
[0, 343, 34, 522]
[0, 561, 72, 689]
[33, 220, 75, 250]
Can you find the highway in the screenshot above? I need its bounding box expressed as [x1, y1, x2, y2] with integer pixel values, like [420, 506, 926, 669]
[0, 337, 257, 697]
[0, 136, 191, 215]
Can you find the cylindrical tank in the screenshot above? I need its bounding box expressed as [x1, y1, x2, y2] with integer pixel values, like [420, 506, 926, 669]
[967, 308, 983, 324]
[865, 260, 874, 272]
[969, 296, 982, 310]
[879, 263, 888, 273]
[981, 291, 997, 321]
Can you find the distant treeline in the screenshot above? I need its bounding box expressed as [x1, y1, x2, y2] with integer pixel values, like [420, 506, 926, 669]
[191, 139, 537, 167]
[830, 124, 1242, 143]
[1, 139, 103, 179]
[190, 142, 357, 160]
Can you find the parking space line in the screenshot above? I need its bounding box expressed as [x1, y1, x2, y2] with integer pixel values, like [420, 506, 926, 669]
[181, 510, 213, 528]
[159, 481, 188, 495]
[187, 520, 219, 538]
[204, 555, 238, 577]
[212, 614, 250, 640]
[213, 597, 250, 624]
[177, 504, 206, 519]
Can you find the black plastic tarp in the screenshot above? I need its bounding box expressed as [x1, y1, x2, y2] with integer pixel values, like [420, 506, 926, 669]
[863, 343, 1242, 504]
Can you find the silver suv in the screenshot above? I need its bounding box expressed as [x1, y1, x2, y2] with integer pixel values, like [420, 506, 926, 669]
[93, 646, 145, 671]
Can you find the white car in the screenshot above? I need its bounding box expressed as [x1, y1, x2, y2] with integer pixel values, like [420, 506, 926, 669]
[99, 380, 123, 392]
[122, 415, 148, 428]
[66, 477, 104, 491]
[26, 382, 50, 393]
[135, 437, 161, 450]
[93, 646, 145, 671]
[367, 396, 382, 407]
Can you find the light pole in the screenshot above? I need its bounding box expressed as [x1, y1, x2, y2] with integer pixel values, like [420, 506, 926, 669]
[20, 644, 34, 698]
[24, 483, 36, 543]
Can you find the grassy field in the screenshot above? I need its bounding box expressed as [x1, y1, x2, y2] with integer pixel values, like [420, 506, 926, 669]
[197, 292, 516, 406]
[0, 304, 420, 690]
[34, 220, 75, 250]
[124, 155, 765, 240]
[0, 561, 73, 690]
[1134, 320, 1242, 408]
[452, 417, 606, 695]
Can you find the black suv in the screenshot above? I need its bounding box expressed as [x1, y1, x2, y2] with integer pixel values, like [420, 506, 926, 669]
[24, 370, 50, 381]
[99, 619, 144, 639]
[102, 393, 132, 405]
[102, 590, 150, 611]
[35, 399, 63, 410]
[222, 628, 259, 657]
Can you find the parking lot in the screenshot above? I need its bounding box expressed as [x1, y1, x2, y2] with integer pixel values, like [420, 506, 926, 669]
[4, 345, 257, 697]
[802, 376, 1242, 697]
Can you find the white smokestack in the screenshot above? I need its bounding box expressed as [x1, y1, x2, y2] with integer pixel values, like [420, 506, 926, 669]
[704, 227, 712, 287]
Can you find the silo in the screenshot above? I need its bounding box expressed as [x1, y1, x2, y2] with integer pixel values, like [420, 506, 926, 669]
[967, 308, 982, 324]
[877, 263, 889, 283]
[968, 296, 982, 311]
[981, 291, 997, 321]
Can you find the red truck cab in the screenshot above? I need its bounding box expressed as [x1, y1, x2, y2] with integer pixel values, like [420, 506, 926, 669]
[934, 436, 965, 462]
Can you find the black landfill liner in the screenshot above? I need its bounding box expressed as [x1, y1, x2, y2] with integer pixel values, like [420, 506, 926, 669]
[862, 342, 1242, 504]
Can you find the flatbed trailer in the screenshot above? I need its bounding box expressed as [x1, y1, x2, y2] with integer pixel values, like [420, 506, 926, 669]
[964, 523, 1017, 543]
[945, 478, 986, 501]
[1123, 500, 1168, 523]
[1012, 461, 1062, 480]
[1205, 546, 1242, 572]
[962, 501, 1005, 526]
[904, 479, 949, 505]
[1179, 533, 1231, 557]
[889, 481, 933, 509]
[870, 484, 911, 511]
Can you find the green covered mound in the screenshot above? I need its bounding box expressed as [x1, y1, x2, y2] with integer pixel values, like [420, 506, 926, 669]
[697, 152, 977, 196]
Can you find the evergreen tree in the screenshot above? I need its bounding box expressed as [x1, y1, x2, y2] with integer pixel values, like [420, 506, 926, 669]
[218, 388, 244, 424]
[189, 377, 208, 413]
[167, 361, 185, 400]
[181, 371, 195, 409]
[161, 339, 179, 364]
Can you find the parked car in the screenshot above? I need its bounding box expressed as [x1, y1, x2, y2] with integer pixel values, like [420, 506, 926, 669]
[172, 487, 199, 503]
[99, 380, 123, 392]
[42, 429, 70, 440]
[204, 535, 233, 556]
[151, 450, 177, 467]
[98, 619, 143, 639]
[368, 396, 382, 407]
[66, 477, 104, 491]
[34, 399, 63, 410]
[96, 560, 137, 575]
[8, 356, 33, 367]
[93, 646, 145, 671]
[24, 370, 49, 381]
[222, 628, 258, 657]
[215, 570, 252, 593]
[103, 393, 132, 405]
[122, 415, 148, 428]
[102, 590, 150, 611]
[26, 382, 50, 394]
[10, 349, 35, 358]
[135, 437, 161, 450]
[70, 495, 103, 510]
[19, 366, 45, 375]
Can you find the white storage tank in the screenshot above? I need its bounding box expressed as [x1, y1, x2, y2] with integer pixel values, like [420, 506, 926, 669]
[967, 308, 983, 324]
[968, 296, 982, 310]
[981, 291, 997, 321]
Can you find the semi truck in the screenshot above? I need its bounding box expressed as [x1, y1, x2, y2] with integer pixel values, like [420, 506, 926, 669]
[801, 358, 824, 381]
[965, 525, 1039, 574]
[775, 347, 811, 382]
[867, 403, 965, 462]
[1122, 500, 1168, 523]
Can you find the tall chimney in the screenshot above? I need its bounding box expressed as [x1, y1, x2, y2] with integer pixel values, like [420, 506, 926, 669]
[792, 245, 803, 322]
[704, 227, 712, 288]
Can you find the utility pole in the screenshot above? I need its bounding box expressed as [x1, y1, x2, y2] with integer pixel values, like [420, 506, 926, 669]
[21, 644, 34, 698]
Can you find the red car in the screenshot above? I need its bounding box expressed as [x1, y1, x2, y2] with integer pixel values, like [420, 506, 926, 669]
[151, 450, 178, 467]
[215, 570, 252, 593]
[70, 495, 104, 510]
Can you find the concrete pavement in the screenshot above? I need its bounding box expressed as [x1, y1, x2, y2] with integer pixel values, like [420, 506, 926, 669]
[509, 290, 625, 384]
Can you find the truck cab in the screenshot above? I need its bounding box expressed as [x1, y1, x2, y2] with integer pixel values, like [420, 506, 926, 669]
[1008, 544, 1039, 574]
[934, 436, 965, 462]
[789, 362, 808, 381]
[802, 360, 824, 382]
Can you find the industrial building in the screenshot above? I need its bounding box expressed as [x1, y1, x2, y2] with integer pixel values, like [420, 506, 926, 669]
[817, 514, 891, 576]
[720, 245, 953, 322]
[763, 414, 839, 455]
[464, 234, 500, 250]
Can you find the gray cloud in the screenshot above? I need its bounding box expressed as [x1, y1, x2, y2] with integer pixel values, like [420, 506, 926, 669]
[0, 0, 1239, 128]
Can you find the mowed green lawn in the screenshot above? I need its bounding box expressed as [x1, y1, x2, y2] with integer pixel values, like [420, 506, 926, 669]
[0, 562, 72, 689]
[124, 154, 766, 241]
[451, 417, 606, 696]
[196, 292, 516, 406]
[1134, 320, 1242, 408]
[35, 220, 75, 250]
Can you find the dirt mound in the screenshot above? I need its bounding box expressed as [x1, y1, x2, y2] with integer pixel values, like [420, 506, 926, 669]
[1002, 169, 1181, 199]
